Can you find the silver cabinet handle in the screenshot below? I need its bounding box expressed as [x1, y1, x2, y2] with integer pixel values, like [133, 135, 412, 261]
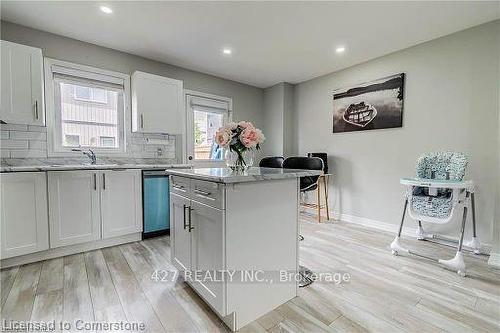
[102, 173, 106, 190]
[172, 184, 185, 191]
[194, 188, 211, 196]
[183, 204, 188, 230]
[188, 206, 194, 232]
[34, 101, 38, 119]
[140, 114, 144, 129]
[93, 173, 97, 190]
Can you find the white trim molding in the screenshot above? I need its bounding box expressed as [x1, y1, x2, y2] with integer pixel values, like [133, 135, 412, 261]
[0, 232, 141, 269]
[339, 213, 416, 237]
[336, 212, 491, 255]
[183, 89, 233, 166]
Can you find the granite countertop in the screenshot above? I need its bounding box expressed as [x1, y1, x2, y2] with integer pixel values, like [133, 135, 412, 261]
[165, 167, 322, 184]
[0, 163, 192, 173]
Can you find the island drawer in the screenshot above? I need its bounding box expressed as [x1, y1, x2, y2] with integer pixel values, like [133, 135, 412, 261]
[191, 179, 224, 209]
[170, 176, 191, 197]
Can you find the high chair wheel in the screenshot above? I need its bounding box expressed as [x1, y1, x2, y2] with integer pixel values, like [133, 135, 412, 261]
[457, 270, 466, 277]
[391, 250, 398, 256]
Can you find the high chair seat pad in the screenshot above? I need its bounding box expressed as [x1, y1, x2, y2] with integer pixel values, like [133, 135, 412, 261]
[411, 194, 453, 219]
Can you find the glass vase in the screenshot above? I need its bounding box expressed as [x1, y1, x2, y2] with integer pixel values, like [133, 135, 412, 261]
[225, 149, 254, 171]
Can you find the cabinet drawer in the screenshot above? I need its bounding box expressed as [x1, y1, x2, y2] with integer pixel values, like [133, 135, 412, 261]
[170, 176, 190, 197]
[191, 179, 224, 209]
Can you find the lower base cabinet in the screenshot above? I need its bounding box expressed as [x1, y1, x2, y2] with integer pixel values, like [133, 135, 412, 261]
[170, 176, 299, 331]
[1, 168, 143, 266]
[48, 170, 101, 247]
[171, 193, 191, 271]
[100, 169, 143, 239]
[0, 172, 49, 259]
[48, 169, 143, 248]
[190, 200, 225, 314]
[172, 192, 225, 314]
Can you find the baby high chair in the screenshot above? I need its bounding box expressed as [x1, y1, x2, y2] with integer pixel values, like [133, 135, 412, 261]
[390, 151, 480, 277]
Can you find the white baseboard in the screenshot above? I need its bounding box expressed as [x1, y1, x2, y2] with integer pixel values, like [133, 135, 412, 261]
[488, 252, 500, 268]
[1, 232, 142, 268]
[339, 213, 417, 237]
[336, 213, 491, 255]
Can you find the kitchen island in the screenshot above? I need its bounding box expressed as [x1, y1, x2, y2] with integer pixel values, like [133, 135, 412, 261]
[165, 167, 321, 331]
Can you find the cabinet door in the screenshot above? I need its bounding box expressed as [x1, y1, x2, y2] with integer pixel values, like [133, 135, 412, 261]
[0, 40, 44, 125]
[0, 172, 49, 259]
[171, 193, 191, 272]
[100, 169, 143, 239]
[131, 71, 183, 134]
[190, 201, 225, 315]
[48, 171, 100, 248]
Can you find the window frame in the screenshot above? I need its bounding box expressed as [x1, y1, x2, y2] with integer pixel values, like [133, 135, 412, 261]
[184, 90, 233, 166]
[44, 58, 131, 157]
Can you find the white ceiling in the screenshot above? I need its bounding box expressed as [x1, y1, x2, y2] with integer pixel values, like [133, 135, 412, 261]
[1, 1, 499, 88]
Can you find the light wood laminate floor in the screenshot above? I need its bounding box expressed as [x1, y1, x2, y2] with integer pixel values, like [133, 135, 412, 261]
[1, 216, 499, 332]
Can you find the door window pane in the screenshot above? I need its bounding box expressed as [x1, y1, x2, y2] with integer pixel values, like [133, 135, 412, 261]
[193, 109, 224, 160]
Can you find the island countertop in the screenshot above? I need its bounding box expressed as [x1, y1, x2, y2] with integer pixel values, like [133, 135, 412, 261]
[165, 166, 322, 184]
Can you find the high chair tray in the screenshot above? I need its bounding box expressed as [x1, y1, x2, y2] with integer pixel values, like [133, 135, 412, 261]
[400, 177, 473, 189]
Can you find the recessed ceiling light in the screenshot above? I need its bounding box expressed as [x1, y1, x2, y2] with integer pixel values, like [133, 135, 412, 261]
[222, 48, 232, 55]
[336, 46, 346, 54]
[100, 6, 113, 14]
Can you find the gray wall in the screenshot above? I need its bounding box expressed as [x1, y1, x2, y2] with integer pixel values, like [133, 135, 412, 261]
[294, 20, 500, 245]
[282, 83, 295, 158]
[492, 28, 500, 260]
[0, 21, 264, 137]
[263, 83, 284, 156]
[262, 82, 295, 157]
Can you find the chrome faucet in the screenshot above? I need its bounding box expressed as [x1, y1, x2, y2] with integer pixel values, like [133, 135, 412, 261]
[72, 147, 97, 165]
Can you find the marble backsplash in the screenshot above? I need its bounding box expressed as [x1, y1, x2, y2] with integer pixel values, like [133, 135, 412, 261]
[0, 124, 180, 167]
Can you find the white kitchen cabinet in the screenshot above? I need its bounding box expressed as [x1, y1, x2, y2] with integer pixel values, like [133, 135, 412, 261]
[190, 200, 225, 315]
[48, 169, 143, 248]
[0, 40, 44, 125]
[131, 71, 183, 134]
[100, 169, 142, 239]
[48, 170, 101, 248]
[171, 191, 225, 315]
[169, 173, 299, 331]
[0, 172, 49, 259]
[171, 192, 191, 271]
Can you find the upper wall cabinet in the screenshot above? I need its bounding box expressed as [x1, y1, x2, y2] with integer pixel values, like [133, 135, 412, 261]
[0, 40, 45, 126]
[131, 71, 183, 134]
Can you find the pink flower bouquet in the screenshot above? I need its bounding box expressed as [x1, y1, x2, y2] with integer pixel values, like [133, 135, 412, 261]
[215, 121, 265, 170]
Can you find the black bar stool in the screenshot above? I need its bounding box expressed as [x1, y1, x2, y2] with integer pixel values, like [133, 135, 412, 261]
[283, 156, 324, 287]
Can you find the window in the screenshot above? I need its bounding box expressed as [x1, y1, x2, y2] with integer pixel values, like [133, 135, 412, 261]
[45, 59, 129, 155]
[64, 134, 80, 146]
[100, 136, 116, 147]
[74, 86, 108, 103]
[186, 93, 232, 163]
